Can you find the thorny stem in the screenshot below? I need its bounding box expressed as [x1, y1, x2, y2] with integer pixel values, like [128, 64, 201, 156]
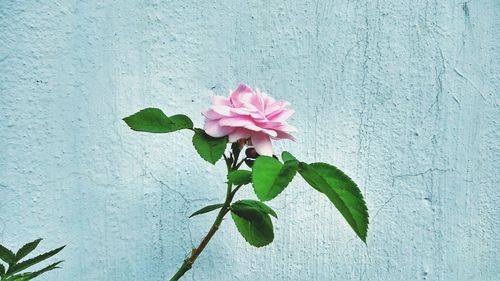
[169, 153, 244, 281]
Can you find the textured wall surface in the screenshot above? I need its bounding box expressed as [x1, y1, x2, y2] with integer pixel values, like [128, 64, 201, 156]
[1, 1, 499, 280]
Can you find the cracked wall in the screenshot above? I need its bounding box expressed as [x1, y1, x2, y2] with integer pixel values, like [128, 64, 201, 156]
[0, 0, 499, 280]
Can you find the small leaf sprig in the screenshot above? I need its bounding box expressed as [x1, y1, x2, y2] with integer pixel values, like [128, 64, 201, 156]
[123, 84, 369, 280]
[0, 239, 64, 281]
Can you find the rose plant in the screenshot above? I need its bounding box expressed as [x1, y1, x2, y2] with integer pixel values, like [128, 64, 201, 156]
[123, 84, 369, 280]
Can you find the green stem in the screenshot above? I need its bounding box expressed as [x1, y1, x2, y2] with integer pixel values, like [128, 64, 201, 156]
[169, 156, 243, 281]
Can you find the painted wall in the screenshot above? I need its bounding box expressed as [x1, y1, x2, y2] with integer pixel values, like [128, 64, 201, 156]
[1, 1, 498, 280]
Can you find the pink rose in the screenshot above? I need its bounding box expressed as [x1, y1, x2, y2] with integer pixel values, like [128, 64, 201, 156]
[203, 84, 296, 156]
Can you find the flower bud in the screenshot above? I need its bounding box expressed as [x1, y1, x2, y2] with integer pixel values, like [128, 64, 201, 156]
[245, 147, 259, 159]
[244, 158, 255, 168]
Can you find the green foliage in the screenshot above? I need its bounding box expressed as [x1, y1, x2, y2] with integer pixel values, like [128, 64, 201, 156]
[227, 170, 252, 185]
[4, 261, 63, 281]
[230, 200, 277, 219]
[14, 240, 41, 263]
[298, 162, 369, 242]
[0, 246, 15, 266]
[122, 106, 370, 278]
[281, 151, 297, 162]
[252, 156, 299, 201]
[189, 204, 224, 218]
[123, 108, 193, 133]
[192, 129, 228, 164]
[0, 239, 64, 281]
[123, 110, 230, 165]
[230, 200, 276, 247]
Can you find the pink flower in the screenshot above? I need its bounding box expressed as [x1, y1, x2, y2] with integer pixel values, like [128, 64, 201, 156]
[203, 84, 296, 156]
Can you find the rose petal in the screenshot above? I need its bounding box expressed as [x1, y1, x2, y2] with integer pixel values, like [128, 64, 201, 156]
[262, 92, 275, 105]
[251, 92, 265, 112]
[211, 105, 233, 116]
[218, 116, 254, 127]
[230, 107, 252, 116]
[212, 96, 231, 106]
[242, 123, 278, 137]
[268, 109, 295, 122]
[251, 133, 273, 156]
[275, 124, 298, 132]
[202, 109, 223, 120]
[264, 103, 282, 115]
[230, 84, 254, 107]
[274, 131, 296, 141]
[254, 121, 283, 129]
[250, 111, 265, 120]
[203, 84, 296, 145]
[204, 120, 234, 137]
[228, 128, 251, 142]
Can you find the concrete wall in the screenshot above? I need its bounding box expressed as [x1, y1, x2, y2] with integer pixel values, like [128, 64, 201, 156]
[1, 1, 498, 280]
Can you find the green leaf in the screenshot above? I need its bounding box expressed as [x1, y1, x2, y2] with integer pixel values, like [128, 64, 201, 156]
[8, 246, 65, 275]
[3, 276, 29, 281]
[252, 156, 299, 201]
[231, 200, 277, 218]
[123, 108, 193, 133]
[15, 239, 42, 263]
[4, 272, 33, 281]
[281, 151, 297, 162]
[192, 129, 228, 164]
[227, 170, 252, 185]
[298, 162, 369, 242]
[189, 204, 224, 218]
[0, 263, 5, 277]
[168, 114, 194, 131]
[21, 261, 63, 280]
[230, 200, 275, 247]
[0, 244, 15, 265]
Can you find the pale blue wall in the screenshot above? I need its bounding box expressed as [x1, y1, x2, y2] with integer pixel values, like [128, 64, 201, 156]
[1, 1, 499, 280]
